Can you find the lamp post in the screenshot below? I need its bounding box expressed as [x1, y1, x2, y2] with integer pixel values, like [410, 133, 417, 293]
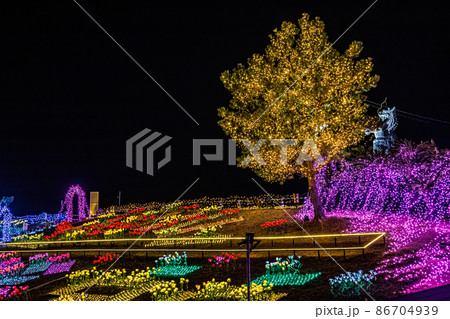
[238, 233, 260, 301]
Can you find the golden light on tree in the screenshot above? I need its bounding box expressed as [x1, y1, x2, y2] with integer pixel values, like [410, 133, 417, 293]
[218, 13, 379, 220]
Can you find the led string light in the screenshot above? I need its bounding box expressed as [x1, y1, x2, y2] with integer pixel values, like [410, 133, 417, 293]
[60, 185, 90, 222]
[298, 141, 450, 222]
[106, 193, 305, 215]
[0, 204, 13, 243]
[296, 141, 450, 294]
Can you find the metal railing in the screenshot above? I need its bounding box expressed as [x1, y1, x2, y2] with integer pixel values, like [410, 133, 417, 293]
[1, 232, 385, 260]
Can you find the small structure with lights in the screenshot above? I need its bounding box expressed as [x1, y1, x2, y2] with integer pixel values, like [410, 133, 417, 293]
[60, 185, 90, 222]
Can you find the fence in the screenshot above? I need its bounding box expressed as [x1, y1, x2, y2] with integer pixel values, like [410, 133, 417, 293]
[1, 232, 385, 260]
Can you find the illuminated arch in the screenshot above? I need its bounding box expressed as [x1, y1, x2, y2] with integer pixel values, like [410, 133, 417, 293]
[61, 185, 89, 222]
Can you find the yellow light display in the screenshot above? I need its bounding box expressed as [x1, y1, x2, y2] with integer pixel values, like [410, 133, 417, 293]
[218, 13, 380, 220]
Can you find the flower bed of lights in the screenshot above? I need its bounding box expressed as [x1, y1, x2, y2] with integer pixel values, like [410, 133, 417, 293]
[184, 212, 209, 223]
[201, 205, 221, 212]
[156, 252, 188, 267]
[330, 270, 377, 299]
[153, 265, 201, 277]
[181, 204, 200, 210]
[150, 214, 181, 231]
[65, 229, 86, 240]
[265, 256, 303, 274]
[22, 262, 51, 275]
[208, 252, 239, 269]
[93, 253, 119, 264]
[53, 283, 156, 301]
[73, 208, 153, 238]
[48, 253, 70, 263]
[0, 285, 29, 300]
[55, 293, 85, 301]
[99, 268, 155, 289]
[253, 273, 321, 286]
[29, 253, 49, 264]
[83, 219, 101, 227]
[329, 270, 377, 300]
[148, 278, 188, 300]
[31, 208, 151, 242]
[153, 252, 201, 277]
[52, 267, 167, 301]
[65, 267, 101, 287]
[53, 278, 195, 301]
[23, 252, 51, 275]
[162, 208, 241, 234]
[1, 257, 26, 280]
[53, 288, 153, 301]
[84, 209, 153, 239]
[43, 260, 76, 275]
[0, 275, 39, 286]
[98, 212, 116, 219]
[0, 251, 17, 261]
[194, 278, 286, 301]
[13, 233, 44, 242]
[65, 267, 154, 289]
[44, 221, 73, 240]
[260, 219, 288, 233]
[0, 256, 22, 268]
[174, 212, 216, 230]
[151, 227, 179, 238]
[217, 208, 240, 215]
[252, 256, 320, 286]
[178, 216, 244, 234]
[260, 219, 288, 229]
[35, 205, 240, 242]
[194, 225, 222, 237]
[181, 205, 220, 220]
[104, 228, 125, 239]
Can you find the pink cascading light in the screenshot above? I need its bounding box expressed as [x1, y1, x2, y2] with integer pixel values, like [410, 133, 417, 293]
[295, 141, 450, 295]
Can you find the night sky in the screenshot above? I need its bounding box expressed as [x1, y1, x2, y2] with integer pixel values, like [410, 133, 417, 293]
[1, 1, 449, 216]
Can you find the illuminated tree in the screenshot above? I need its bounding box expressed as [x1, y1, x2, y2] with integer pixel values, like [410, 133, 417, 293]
[218, 13, 379, 220]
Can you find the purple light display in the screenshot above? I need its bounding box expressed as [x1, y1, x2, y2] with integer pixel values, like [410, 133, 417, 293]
[296, 141, 450, 294]
[323, 210, 450, 294]
[319, 142, 449, 220]
[43, 260, 76, 275]
[298, 141, 449, 221]
[61, 185, 89, 222]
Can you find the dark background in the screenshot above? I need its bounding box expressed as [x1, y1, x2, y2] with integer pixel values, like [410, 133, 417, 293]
[1, 1, 449, 216]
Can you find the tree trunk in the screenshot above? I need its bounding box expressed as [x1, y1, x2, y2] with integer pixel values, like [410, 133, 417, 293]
[307, 166, 325, 221]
